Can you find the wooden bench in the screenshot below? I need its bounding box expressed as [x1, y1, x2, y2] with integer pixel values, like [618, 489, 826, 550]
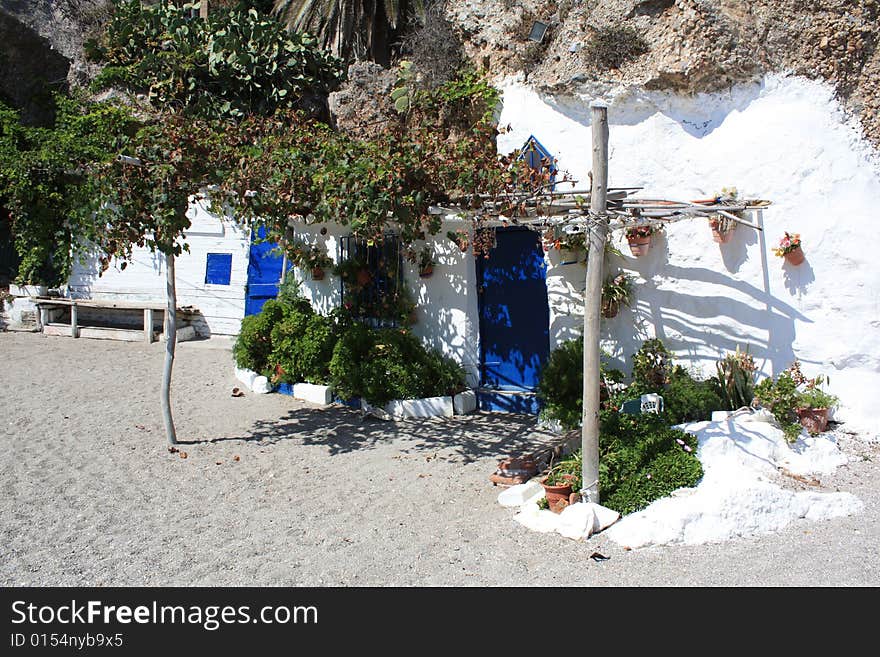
[33, 297, 198, 344]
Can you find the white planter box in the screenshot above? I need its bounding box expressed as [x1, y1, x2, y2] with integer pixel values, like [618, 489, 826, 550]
[453, 390, 477, 415]
[9, 284, 47, 297]
[385, 395, 454, 419]
[293, 383, 333, 405]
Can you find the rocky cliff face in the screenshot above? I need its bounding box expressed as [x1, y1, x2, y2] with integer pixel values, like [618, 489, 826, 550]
[448, 0, 880, 145]
[5, 0, 878, 145]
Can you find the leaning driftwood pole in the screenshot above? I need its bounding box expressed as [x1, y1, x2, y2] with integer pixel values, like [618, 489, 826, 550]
[581, 100, 609, 503]
[162, 251, 178, 445]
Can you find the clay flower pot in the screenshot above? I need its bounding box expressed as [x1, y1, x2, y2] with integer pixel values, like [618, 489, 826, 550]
[418, 266, 433, 278]
[783, 246, 805, 266]
[712, 228, 734, 243]
[796, 407, 828, 435]
[601, 299, 619, 319]
[540, 475, 575, 513]
[311, 266, 325, 280]
[627, 235, 651, 257]
[356, 269, 372, 286]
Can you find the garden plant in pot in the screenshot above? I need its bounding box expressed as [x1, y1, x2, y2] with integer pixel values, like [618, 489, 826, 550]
[601, 271, 634, 319]
[772, 231, 804, 266]
[625, 224, 661, 257]
[289, 241, 333, 280]
[417, 245, 434, 278]
[752, 360, 839, 442]
[540, 453, 583, 513]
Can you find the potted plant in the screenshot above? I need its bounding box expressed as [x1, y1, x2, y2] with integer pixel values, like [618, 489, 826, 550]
[539, 453, 583, 513]
[625, 224, 661, 257]
[332, 255, 372, 289]
[601, 272, 634, 318]
[417, 246, 434, 278]
[709, 215, 737, 243]
[772, 232, 804, 266]
[752, 361, 838, 442]
[796, 379, 839, 436]
[288, 241, 333, 280]
[446, 229, 469, 254]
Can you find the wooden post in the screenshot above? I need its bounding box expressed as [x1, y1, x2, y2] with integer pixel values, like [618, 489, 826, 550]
[581, 100, 609, 504]
[144, 308, 154, 344]
[70, 302, 78, 338]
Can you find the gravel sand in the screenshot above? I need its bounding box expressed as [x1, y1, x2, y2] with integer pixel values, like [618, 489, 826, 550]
[2, 331, 878, 586]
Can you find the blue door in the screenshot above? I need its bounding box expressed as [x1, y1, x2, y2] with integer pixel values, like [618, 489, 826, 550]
[478, 227, 550, 413]
[244, 226, 288, 316]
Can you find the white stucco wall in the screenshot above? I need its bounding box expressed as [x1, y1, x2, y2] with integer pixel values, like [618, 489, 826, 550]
[68, 198, 250, 336]
[495, 73, 880, 434]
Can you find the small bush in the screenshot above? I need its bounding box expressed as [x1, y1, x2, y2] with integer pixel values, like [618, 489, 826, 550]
[232, 299, 287, 374]
[542, 412, 703, 516]
[329, 325, 466, 406]
[598, 412, 702, 515]
[269, 302, 317, 383]
[537, 336, 624, 430]
[584, 24, 649, 70]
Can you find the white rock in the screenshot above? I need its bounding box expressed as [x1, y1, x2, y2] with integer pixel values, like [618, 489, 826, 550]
[590, 503, 621, 532]
[557, 503, 597, 540]
[251, 376, 271, 394]
[513, 503, 561, 533]
[453, 390, 477, 415]
[234, 367, 257, 389]
[293, 383, 333, 405]
[497, 480, 544, 507]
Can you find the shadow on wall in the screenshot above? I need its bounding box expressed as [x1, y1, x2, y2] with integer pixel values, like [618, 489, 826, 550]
[544, 79, 766, 138]
[409, 234, 480, 388]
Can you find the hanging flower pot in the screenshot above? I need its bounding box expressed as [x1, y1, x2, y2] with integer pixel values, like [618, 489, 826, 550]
[783, 246, 805, 266]
[772, 232, 804, 266]
[418, 265, 433, 278]
[709, 217, 737, 243]
[311, 266, 325, 280]
[356, 268, 372, 286]
[627, 235, 651, 257]
[601, 298, 619, 319]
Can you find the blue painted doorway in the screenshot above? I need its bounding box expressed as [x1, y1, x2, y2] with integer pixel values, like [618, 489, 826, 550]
[244, 226, 289, 316]
[477, 227, 550, 413]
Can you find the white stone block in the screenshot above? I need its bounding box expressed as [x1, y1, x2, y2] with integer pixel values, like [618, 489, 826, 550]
[589, 503, 621, 532]
[557, 503, 598, 540]
[293, 383, 333, 405]
[513, 503, 562, 533]
[497, 480, 544, 508]
[384, 395, 454, 419]
[453, 389, 477, 415]
[252, 376, 271, 394]
[9, 284, 47, 297]
[234, 367, 257, 389]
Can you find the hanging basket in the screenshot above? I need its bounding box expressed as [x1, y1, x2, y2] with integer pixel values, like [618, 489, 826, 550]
[627, 235, 651, 257]
[311, 266, 325, 280]
[783, 246, 805, 266]
[601, 299, 619, 319]
[418, 265, 433, 278]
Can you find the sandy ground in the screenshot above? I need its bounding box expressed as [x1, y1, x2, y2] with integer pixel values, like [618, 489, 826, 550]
[1, 330, 878, 587]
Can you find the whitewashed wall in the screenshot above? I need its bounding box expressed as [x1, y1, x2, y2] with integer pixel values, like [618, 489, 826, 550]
[68, 198, 250, 336]
[496, 73, 880, 435]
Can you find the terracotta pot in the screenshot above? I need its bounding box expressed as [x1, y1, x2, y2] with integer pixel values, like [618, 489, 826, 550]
[783, 246, 805, 266]
[797, 407, 828, 435]
[541, 475, 574, 513]
[419, 266, 433, 278]
[601, 299, 619, 319]
[311, 266, 325, 280]
[356, 269, 372, 286]
[627, 235, 651, 257]
[712, 228, 734, 243]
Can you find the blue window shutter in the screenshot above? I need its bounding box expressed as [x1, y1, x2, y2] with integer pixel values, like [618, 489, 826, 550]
[205, 253, 233, 285]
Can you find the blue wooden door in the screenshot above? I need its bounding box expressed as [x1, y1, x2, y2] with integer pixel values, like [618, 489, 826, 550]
[478, 227, 550, 413]
[245, 226, 287, 316]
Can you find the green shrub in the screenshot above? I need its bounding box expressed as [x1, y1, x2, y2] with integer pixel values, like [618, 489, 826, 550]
[631, 338, 672, 389]
[598, 412, 702, 515]
[329, 325, 466, 406]
[660, 367, 723, 424]
[541, 412, 703, 516]
[752, 361, 839, 442]
[232, 299, 287, 374]
[536, 336, 624, 430]
[269, 302, 317, 383]
[714, 346, 757, 410]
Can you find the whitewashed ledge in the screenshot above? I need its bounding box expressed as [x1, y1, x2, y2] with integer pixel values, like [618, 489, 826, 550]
[362, 389, 477, 420]
[233, 367, 273, 395]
